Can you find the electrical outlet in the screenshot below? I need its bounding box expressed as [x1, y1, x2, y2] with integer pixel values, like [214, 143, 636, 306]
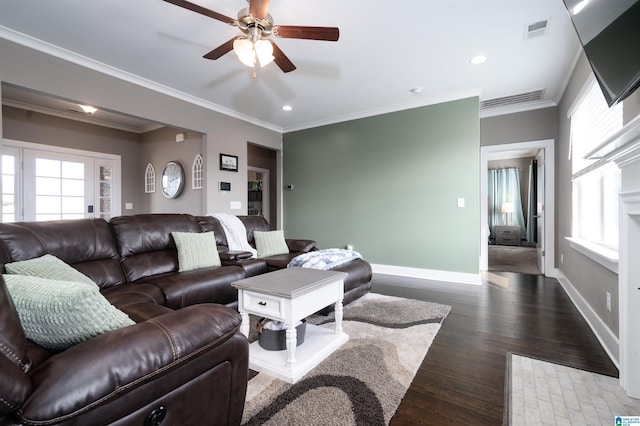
[560, 253, 564, 264]
[606, 292, 611, 312]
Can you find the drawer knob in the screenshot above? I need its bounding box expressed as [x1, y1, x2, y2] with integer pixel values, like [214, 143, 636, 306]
[258, 301, 267, 306]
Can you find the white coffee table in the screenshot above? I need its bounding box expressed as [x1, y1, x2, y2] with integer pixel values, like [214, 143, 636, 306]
[232, 267, 349, 384]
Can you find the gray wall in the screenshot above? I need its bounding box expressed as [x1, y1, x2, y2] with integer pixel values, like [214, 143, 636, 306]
[2, 105, 144, 215]
[0, 39, 282, 217]
[554, 52, 640, 336]
[283, 98, 480, 273]
[140, 128, 205, 214]
[481, 107, 558, 146]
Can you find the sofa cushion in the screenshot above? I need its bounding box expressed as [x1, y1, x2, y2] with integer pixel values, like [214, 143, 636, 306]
[140, 266, 245, 309]
[3, 275, 134, 351]
[254, 230, 289, 258]
[0, 219, 125, 289]
[110, 214, 201, 282]
[5, 254, 96, 287]
[172, 232, 221, 271]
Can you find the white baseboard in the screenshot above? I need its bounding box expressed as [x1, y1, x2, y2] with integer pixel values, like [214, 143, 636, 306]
[371, 264, 482, 286]
[555, 269, 619, 368]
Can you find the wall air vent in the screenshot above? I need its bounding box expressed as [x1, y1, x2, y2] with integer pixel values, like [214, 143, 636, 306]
[481, 90, 545, 110]
[525, 19, 548, 39]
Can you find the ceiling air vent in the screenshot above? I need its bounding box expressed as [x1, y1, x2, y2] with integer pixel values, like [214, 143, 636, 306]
[525, 20, 548, 39]
[481, 90, 545, 110]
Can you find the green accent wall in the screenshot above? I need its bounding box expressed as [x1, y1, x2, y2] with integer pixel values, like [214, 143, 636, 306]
[283, 97, 480, 273]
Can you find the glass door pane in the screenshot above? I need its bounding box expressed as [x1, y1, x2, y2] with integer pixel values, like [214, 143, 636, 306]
[23, 150, 94, 221]
[98, 163, 113, 220]
[1, 147, 20, 223]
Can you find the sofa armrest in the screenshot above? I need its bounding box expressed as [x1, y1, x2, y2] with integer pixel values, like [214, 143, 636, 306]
[286, 239, 317, 253]
[219, 250, 254, 261]
[17, 304, 247, 425]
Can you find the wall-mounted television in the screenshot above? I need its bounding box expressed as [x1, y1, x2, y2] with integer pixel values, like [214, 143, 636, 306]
[562, 0, 640, 106]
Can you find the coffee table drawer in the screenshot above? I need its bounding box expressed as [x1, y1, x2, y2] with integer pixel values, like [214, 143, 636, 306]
[243, 291, 284, 318]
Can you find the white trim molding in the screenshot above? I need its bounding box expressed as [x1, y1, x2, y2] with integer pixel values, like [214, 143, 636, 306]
[372, 264, 482, 286]
[555, 269, 619, 368]
[480, 139, 556, 277]
[566, 237, 618, 273]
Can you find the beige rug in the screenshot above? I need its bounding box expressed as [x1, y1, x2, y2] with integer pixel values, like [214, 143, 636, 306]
[506, 353, 640, 425]
[241, 293, 451, 425]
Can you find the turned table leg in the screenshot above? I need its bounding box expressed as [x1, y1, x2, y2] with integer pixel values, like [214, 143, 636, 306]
[239, 311, 250, 338]
[286, 324, 297, 367]
[334, 299, 344, 334]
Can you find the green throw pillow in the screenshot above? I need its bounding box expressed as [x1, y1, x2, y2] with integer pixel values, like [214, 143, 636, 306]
[254, 230, 290, 258]
[171, 231, 221, 272]
[4, 254, 96, 287]
[3, 274, 134, 351]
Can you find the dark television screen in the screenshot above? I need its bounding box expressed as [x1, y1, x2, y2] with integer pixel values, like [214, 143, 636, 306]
[562, 0, 640, 106]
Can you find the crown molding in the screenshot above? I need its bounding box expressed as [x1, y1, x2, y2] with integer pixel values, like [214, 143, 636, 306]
[283, 89, 483, 133]
[0, 26, 284, 133]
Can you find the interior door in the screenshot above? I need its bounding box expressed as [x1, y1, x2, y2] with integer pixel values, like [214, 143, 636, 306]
[535, 151, 545, 273]
[23, 149, 95, 221]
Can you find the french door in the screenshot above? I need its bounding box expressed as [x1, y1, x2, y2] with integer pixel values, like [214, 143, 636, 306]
[2, 141, 120, 222]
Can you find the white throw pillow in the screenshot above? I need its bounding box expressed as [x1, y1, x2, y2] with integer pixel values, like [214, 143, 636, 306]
[4, 254, 97, 287]
[254, 230, 290, 258]
[3, 274, 134, 351]
[171, 231, 221, 272]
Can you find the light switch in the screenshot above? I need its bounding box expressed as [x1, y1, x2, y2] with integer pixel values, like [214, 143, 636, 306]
[230, 201, 242, 210]
[125, 203, 133, 210]
[457, 198, 465, 208]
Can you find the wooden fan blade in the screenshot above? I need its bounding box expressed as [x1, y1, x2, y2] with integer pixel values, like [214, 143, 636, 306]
[271, 42, 296, 73]
[203, 38, 236, 60]
[250, 0, 270, 20]
[163, 0, 236, 25]
[274, 26, 339, 41]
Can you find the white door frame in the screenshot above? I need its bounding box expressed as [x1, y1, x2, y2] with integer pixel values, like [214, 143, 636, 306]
[480, 139, 556, 277]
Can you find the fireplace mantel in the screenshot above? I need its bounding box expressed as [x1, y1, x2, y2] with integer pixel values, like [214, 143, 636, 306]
[613, 115, 640, 399]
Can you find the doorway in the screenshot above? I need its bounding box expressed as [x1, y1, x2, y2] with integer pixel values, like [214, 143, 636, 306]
[480, 139, 555, 277]
[247, 167, 269, 223]
[247, 143, 278, 225]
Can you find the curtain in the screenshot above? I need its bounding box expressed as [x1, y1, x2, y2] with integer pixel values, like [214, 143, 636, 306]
[488, 168, 526, 240]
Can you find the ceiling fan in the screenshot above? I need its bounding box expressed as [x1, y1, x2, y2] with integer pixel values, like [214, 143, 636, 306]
[163, 0, 340, 73]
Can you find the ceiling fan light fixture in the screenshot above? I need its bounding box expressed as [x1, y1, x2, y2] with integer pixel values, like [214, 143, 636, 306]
[255, 40, 274, 67]
[233, 38, 256, 67]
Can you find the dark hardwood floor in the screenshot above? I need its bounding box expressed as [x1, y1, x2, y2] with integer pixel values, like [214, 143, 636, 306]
[372, 272, 618, 425]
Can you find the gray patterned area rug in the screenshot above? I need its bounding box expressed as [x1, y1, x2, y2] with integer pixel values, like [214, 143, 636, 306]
[241, 293, 451, 425]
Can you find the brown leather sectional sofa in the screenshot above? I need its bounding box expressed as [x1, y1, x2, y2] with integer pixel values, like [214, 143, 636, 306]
[0, 213, 371, 425]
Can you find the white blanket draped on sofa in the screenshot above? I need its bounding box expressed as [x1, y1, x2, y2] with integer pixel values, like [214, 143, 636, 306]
[209, 213, 257, 258]
[287, 248, 362, 270]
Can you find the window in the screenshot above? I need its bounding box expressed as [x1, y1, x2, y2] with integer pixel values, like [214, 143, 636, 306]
[2, 147, 20, 223]
[145, 163, 156, 193]
[192, 154, 203, 190]
[569, 77, 623, 259]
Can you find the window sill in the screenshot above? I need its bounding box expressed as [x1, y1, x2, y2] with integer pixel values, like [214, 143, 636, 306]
[566, 237, 618, 273]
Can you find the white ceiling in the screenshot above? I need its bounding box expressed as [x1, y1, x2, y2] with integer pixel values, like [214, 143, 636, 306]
[0, 0, 581, 133]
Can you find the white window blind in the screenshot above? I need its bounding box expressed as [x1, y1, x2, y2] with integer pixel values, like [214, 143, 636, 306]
[570, 78, 623, 175]
[570, 77, 623, 251]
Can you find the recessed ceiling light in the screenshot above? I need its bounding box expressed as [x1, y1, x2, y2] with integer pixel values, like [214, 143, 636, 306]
[470, 55, 487, 65]
[410, 87, 423, 94]
[79, 104, 97, 114]
[282, 105, 293, 111]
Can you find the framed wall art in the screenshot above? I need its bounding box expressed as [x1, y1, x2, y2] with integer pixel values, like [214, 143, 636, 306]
[220, 153, 238, 172]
